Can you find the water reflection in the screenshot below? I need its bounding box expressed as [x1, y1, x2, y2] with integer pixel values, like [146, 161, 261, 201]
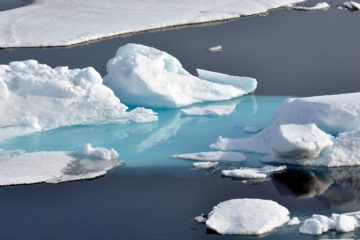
[273, 166, 360, 211]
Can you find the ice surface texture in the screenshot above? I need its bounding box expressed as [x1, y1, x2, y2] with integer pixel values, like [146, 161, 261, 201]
[0, 0, 305, 48]
[0, 60, 157, 140]
[0, 144, 120, 186]
[293, 2, 330, 11]
[104, 44, 257, 108]
[206, 199, 290, 235]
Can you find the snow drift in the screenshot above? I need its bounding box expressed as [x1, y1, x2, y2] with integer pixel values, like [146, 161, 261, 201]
[104, 44, 257, 108]
[0, 60, 157, 140]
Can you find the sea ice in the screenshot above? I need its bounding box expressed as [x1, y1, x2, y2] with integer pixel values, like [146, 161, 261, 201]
[0, 60, 157, 140]
[342, 1, 360, 10]
[293, 2, 330, 11]
[221, 165, 286, 179]
[181, 103, 236, 116]
[208, 46, 223, 52]
[104, 44, 257, 108]
[0, 0, 305, 48]
[0, 144, 121, 186]
[193, 162, 218, 170]
[194, 214, 207, 223]
[287, 217, 301, 225]
[269, 124, 333, 159]
[243, 126, 260, 133]
[206, 199, 290, 235]
[173, 151, 247, 162]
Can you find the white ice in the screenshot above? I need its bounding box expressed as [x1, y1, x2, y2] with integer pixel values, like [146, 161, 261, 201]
[104, 44, 257, 108]
[0, 144, 121, 186]
[0, 60, 157, 141]
[181, 103, 236, 116]
[193, 162, 218, 170]
[342, 1, 360, 10]
[206, 199, 290, 235]
[173, 151, 247, 162]
[293, 2, 330, 11]
[287, 217, 301, 225]
[221, 165, 286, 179]
[194, 215, 207, 223]
[208, 46, 223, 52]
[212, 93, 360, 167]
[299, 214, 358, 235]
[0, 0, 305, 48]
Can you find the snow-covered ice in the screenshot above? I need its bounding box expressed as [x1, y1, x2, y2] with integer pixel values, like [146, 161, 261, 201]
[221, 165, 286, 179]
[104, 44, 257, 108]
[208, 46, 223, 52]
[269, 124, 333, 159]
[206, 199, 290, 235]
[0, 60, 157, 141]
[181, 103, 236, 116]
[0, 144, 121, 186]
[287, 217, 301, 225]
[0, 0, 305, 48]
[299, 214, 359, 235]
[342, 1, 360, 10]
[212, 93, 360, 167]
[293, 2, 330, 11]
[173, 151, 247, 162]
[193, 162, 218, 170]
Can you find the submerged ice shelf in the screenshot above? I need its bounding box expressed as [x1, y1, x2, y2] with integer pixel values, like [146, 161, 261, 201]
[0, 0, 305, 48]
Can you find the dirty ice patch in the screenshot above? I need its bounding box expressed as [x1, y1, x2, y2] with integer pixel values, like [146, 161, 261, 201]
[293, 2, 330, 11]
[221, 165, 286, 179]
[0, 60, 157, 141]
[0, 144, 121, 186]
[173, 151, 247, 162]
[0, 0, 305, 48]
[206, 199, 290, 235]
[104, 44, 257, 108]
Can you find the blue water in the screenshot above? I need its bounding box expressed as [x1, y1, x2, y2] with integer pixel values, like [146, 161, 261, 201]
[0, 95, 283, 170]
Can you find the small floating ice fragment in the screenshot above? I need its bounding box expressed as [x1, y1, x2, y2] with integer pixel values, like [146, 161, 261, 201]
[173, 151, 247, 162]
[293, 2, 330, 11]
[0, 144, 121, 186]
[193, 161, 218, 170]
[104, 44, 257, 108]
[287, 217, 301, 225]
[181, 103, 236, 116]
[342, 1, 360, 10]
[194, 214, 207, 223]
[221, 165, 286, 179]
[206, 199, 290, 235]
[208, 45, 223, 52]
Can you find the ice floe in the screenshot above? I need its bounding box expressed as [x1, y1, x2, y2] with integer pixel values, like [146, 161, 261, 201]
[104, 44, 257, 108]
[206, 199, 290, 235]
[193, 162, 218, 170]
[287, 217, 301, 225]
[342, 1, 360, 10]
[299, 213, 359, 235]
[0, 144, 121, 186]
[221, 165, 286, 179]
[194, 214, 207, 223]
[0, 0, 305, 48]
[181, 103, 236, 116]
[293, 2, 330, 11]
[173, 151, 247, 162]
[0, 60, 157, 141]
[208, 45, 223, 52]
[212, 93, 360, 167]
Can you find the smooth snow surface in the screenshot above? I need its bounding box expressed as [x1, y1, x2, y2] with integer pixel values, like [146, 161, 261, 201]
[287, 217, 301, 225]
[342, 1, 360, 10]
[0, 60, 157, 141]
[173, 151, 247, 162]
[269, 124, 333, 159]
[181, 103, 236, 116]
[193, 162, 218, 170]
[0, 144, 120, 186]
[0, 0, 305, 48]
[299, 214, 359, 235]
[206, 199, 290, 235]
[221, 165, 286, 179]
[208, 46, 223, 52]
[104, 44, 257, 108]
[212, 93, 360, 167]
[293, 2, 330, 11]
